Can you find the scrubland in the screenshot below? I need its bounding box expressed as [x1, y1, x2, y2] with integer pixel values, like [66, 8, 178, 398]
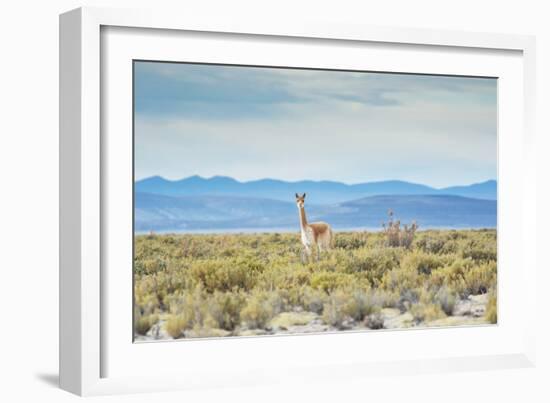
[134, 229, 497, 340]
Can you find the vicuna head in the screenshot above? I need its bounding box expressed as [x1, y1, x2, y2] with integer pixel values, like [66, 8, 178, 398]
[295, 193, 306, 209]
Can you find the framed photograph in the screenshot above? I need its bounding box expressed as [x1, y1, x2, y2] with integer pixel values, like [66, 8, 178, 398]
[60, 7, 537, 396]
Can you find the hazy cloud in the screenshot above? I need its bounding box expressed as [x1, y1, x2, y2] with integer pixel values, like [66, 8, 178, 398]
[134, 61, 497, 188]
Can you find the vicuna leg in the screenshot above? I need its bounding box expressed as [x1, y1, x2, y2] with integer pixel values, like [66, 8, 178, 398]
[316, 244, 322, 261]
[302, 245, 312, 264]
[300, 248, 307, 264]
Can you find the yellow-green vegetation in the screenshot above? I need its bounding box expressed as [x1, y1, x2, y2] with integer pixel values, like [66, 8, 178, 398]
[485, 290, 498, 324]
[134, 229, 497, 339]
[270, 312, 317, 329]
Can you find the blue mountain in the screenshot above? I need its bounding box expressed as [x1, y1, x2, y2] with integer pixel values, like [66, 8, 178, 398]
[314, 195, 496, 229]
[440, 180, 497, 200]
[134, 192, 496, 232]
[135, 176, 496, 204]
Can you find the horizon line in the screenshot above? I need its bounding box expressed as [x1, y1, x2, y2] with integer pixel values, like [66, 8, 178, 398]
[134, 174, 497, 190]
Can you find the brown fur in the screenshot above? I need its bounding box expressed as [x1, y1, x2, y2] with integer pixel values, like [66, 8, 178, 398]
[309, 222, 330, 241]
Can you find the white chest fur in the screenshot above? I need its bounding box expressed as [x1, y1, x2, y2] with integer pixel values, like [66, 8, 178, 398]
[301, 227, 314, 246]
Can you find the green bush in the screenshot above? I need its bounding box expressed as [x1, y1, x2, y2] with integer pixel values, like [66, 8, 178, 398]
[205, 291, 246, 330]
[189, 259, 258, 292]
[410, 303, 446, 324]
[321, 290, 349, 328]
[463, 262, 497, 296]
[165, 314, 189, 338]
[321, 289, 380, 327]
[240, 290, 283, 329]
[461, 236, 497, 262]
[256, 264, 311, 293]
[400, 250, 448, 275]
[310, 272, 356, 293]
[300, 286, 327, 314]
[416, 236, 446, 254]
[344, 248, 402, 287]
[434, 286, 457, 316]
[380, 264, 421, 295]
[134, 311, 158, 335]
[485, 291, 498, 324]
[134, 229, 497, 338]
[347, 289, 381, 320]
[334, 233, 368, 250]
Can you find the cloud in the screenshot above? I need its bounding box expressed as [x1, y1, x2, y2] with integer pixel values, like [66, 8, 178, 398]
[134, 61, 497, 188]
[136, 62, 496, 117]
[134, 62, 304, 119]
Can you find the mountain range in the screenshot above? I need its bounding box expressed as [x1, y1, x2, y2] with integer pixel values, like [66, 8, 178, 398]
[136, 176, 496, 204]
[134, 176, 497, 232]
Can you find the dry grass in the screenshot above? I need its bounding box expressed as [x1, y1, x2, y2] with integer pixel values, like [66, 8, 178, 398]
[485, 290, 498, 324]
[134, 229, 497, 338]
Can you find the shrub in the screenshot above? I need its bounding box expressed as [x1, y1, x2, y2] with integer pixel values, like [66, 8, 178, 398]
[416, 236, 446, 254]
[164, 288, 203, 332]
[185, 325, 231, 338]
[270, 312, 316, 329]
[382, 209, 418, 248]
[165, 314, 189, 338]
[240, 291, 282, 329]
[397, 289, 420, 312]
[206, 291, 246, 330]
[462, 262, 497, 296]
[137, 271, 186, 311]
[380, 265, 422, 296]
[342, 289, 380, 321]
[300, 286, 327, 314]
[334, 233, 368, 250]
[410, 303, 445, 324]
[434, 286, 457, 316]
[461, 238, 497, 262]
[429, 259, 496, 298]
[310, 272, 355, 293]
[165, 286, 247, 333]
[321, 289, 380, 327]
[440, 240, 459, 255]
[373, 290, 400, 309]
[379, 251, 449, 304]
[134, 257, 168, 276]
[134, 229, 497, 338]
[322, 291, 349, 328]
[256, 264, 311, 293]
[189, 259, 258, 292]
[364, 312, 385, 329]
[344, 248, 402, 287]
[401, 250, 447, 275]
[134, 311, 158, 335]
[485, 292, 497, 324]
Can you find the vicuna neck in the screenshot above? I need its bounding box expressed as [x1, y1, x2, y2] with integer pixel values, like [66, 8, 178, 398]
[298, 206, 308, 230]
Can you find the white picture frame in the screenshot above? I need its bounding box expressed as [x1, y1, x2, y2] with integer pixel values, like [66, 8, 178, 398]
[59, 6, 537, 396]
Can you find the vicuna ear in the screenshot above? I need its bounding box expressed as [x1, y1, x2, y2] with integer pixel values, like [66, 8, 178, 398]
[303, 193, 306, 198]
[295, 193, 299, 198]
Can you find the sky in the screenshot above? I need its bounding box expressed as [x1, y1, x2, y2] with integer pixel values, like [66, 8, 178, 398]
[134, 61, 497, 188]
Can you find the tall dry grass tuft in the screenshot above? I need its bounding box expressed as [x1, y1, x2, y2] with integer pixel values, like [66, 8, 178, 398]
[382, 209, 418, 248]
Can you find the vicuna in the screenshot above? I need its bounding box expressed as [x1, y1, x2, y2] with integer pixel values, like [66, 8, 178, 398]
[295, 193, 334, 263]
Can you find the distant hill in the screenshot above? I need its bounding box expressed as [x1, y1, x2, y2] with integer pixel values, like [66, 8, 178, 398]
[135, 192, 296, 231]
[135, 192, 496, 232]
[135, 176, 497, 204]
[314, 195, 496, 229]
[439, 180, 497, 200]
